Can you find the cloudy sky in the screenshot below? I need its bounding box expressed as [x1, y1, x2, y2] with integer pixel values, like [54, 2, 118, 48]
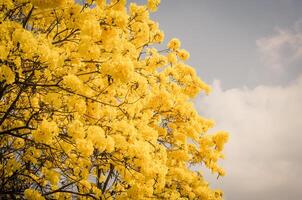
[148, 0, 302, 199]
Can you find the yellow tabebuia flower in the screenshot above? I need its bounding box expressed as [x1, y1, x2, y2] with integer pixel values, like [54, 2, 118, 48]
[30, 0, 67, 9]
[0, 65, 15, 84]
[32, 119, 59, 145]
[167, 38, 181, 50]
[148, 0, 161, 12]
[177, 48, 190, 61]
[24, 188, 45, 200]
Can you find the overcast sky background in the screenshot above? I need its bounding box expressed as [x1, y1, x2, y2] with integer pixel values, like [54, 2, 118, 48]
[144, 0, 302, 199]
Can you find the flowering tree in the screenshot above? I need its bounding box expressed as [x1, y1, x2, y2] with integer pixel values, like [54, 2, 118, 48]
[0, 0, 229, 199]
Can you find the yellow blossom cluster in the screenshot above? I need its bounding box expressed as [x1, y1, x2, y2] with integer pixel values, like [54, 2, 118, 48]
[0, 0, 228, 199]
[24, 188, 45, 200]
[32, 119, 59, 145]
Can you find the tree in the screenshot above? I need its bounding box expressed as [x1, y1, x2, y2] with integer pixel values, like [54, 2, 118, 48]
[0, 0, 229, 199]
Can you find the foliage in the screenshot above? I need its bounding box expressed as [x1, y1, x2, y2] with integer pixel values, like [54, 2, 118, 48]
[0, 0, 229, 199]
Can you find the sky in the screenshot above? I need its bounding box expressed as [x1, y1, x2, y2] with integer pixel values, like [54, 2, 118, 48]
[144, 0, 302, 199]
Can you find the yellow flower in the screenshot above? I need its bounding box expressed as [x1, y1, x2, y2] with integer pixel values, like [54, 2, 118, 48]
[167, 52, 177, 64]
[212, 131, 229, 151]
[177, 49, 190, 60]
[13, 138, 25, 149]
[32, 119, 59, 144]
[30, 0, 67, 9]
[101, 57, 134, 83]
[105, 136, 115, 153]
[0, 45, 9, 60]
[147, 0, 161, 12]
[67, 119, 85, 139]
[24, 188, 45, 200]
[76, 139, 94, 157]
[62, 74, 84, 92]
[167, 38, 181, 50]
[42, 167, 60, 186]
[0, 65, 15, 84]
[153, 30, 165, 43]
[86, 126, 107, 151]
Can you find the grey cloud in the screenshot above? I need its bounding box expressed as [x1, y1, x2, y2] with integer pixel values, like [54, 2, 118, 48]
[197, 76, 302, 200]
[257, 21, 302, 72]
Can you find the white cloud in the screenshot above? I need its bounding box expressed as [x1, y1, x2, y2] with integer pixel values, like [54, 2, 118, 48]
[198, 75, 302, 200]
[256, 21, 302, 71]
